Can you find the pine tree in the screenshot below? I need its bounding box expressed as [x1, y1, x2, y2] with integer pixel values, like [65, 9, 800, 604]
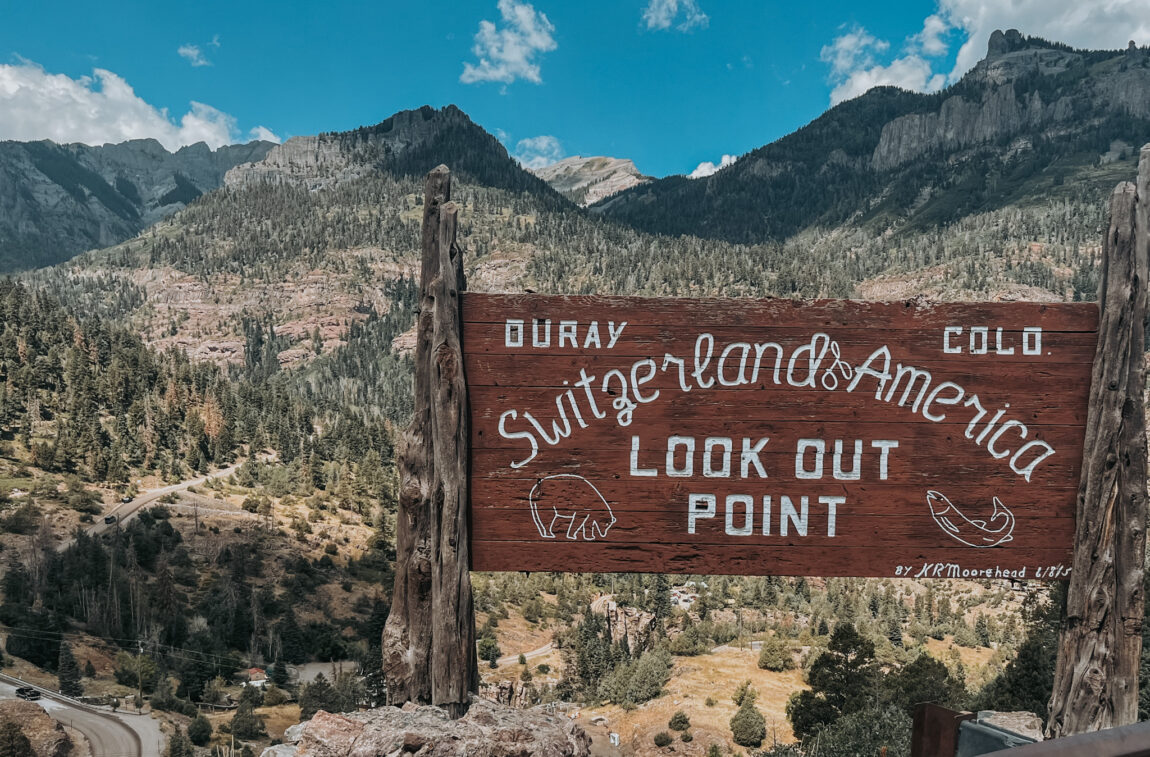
[270, 658, 290, 687]
[166, 729, 193, 757]
[57, 643, 83, 698]
[229, 701, 266, 740]
[298, 673, 338, 720]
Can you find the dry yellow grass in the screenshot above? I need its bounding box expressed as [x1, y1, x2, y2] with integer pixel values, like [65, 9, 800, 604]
[580, 647, 805, 757]
[258, 703, 303, 740]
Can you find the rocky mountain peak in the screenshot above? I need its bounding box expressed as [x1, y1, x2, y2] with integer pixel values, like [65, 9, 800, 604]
[533, 155, 652, 206]
[225, 104, 564, 204]
[968, 30, 1081, 86]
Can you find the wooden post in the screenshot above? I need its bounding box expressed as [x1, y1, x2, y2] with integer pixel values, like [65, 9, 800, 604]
[1047, 148, 1149, 736]
[382, 165, 477, 715]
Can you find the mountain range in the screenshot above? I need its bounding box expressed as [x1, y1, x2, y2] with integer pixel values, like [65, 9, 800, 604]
[593, 29, 1150, 244]
[5, 30, 1149, 364]
[0, 138, 275, 271]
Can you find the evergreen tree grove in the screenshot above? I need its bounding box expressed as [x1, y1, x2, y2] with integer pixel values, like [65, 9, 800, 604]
[57, 643, 83, 698]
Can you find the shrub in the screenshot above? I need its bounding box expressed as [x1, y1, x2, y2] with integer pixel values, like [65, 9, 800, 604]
[653, 732, 673, 747]
[668, 710, 690, 731]
[758, 635, 796, 672]
[730, 698, 766, 748]
[681, 731, 693, 742]
[705, 696, 716, 707]
[263, 685, 289, 706]
[187, 715, 212, 746]
[732, 680, 756, 707]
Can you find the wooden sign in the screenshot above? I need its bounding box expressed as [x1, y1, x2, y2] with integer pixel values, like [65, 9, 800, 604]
[465, 293, 1098, 578]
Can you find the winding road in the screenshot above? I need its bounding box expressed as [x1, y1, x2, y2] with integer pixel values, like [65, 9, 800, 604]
[0, 673, 163, 757]
[57, 463, 240, 552]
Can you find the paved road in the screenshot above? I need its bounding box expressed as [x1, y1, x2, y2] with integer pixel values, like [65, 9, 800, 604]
[0, 673, 164, 757]
[57, 463, 240, 551]
[496, 642, 554, 667]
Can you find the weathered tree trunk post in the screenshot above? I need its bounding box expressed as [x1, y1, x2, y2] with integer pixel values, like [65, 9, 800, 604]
[383, 165, 478, 716]
[1046, 147, 1149, 737]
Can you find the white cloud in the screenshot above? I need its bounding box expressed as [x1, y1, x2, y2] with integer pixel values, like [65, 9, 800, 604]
[820, 26, 889, 78]
[688, 154, 736, 179]
[643, 0, 709, 32]
[822, 25, 946, 105]
[0, 60, 265, 150]
[821, 1, 1150, 106]
[178, 44, 210, 67]
[514, 135, 563, 169]
[915, 14, 950, 57]
[461, 0, 557, 85]
[828, 53, 947, 104]
[179, 35, 220, 67]
[249, 125, 282, 143]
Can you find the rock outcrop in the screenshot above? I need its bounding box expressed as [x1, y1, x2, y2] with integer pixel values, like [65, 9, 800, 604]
[532, 156, 651, 206]
[595, 597, 656, 652]
[264, 697, 590, 757]
[0, 700, 74, 757]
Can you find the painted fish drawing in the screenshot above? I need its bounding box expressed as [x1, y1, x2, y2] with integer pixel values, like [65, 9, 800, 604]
[926, 490, 1015, 548]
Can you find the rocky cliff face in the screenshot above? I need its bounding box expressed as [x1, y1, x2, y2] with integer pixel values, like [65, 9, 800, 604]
[870, 84, 1076, 171]
[872, 30, 1150, 171]
[532, 156, 651, 206]
[0, 137, 273, 271]
[225, 135, 356, 190]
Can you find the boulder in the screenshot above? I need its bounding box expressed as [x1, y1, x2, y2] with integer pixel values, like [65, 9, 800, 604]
[290, 697, 590, 757]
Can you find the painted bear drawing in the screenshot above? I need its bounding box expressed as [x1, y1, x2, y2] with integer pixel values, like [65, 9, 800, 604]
[529, 474, 616, 541]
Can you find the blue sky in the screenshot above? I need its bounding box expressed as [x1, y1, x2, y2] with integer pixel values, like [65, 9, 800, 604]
[1, 0, 1149, 177]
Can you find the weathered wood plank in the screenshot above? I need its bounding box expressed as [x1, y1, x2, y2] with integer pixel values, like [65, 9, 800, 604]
[470, 389, 1090, 427]
[1047, 155, 1149, 735]
[463, 292, 1099, 332]
[470, 540, 1073, 578]
[462, 324, 1099, 363]
[470, 481, 1079, 516]
[471, 513, 1075, 548]
[464, 353, 1096, 387]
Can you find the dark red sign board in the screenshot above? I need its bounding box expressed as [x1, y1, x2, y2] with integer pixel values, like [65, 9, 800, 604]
[465, 293, 1098, 578]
